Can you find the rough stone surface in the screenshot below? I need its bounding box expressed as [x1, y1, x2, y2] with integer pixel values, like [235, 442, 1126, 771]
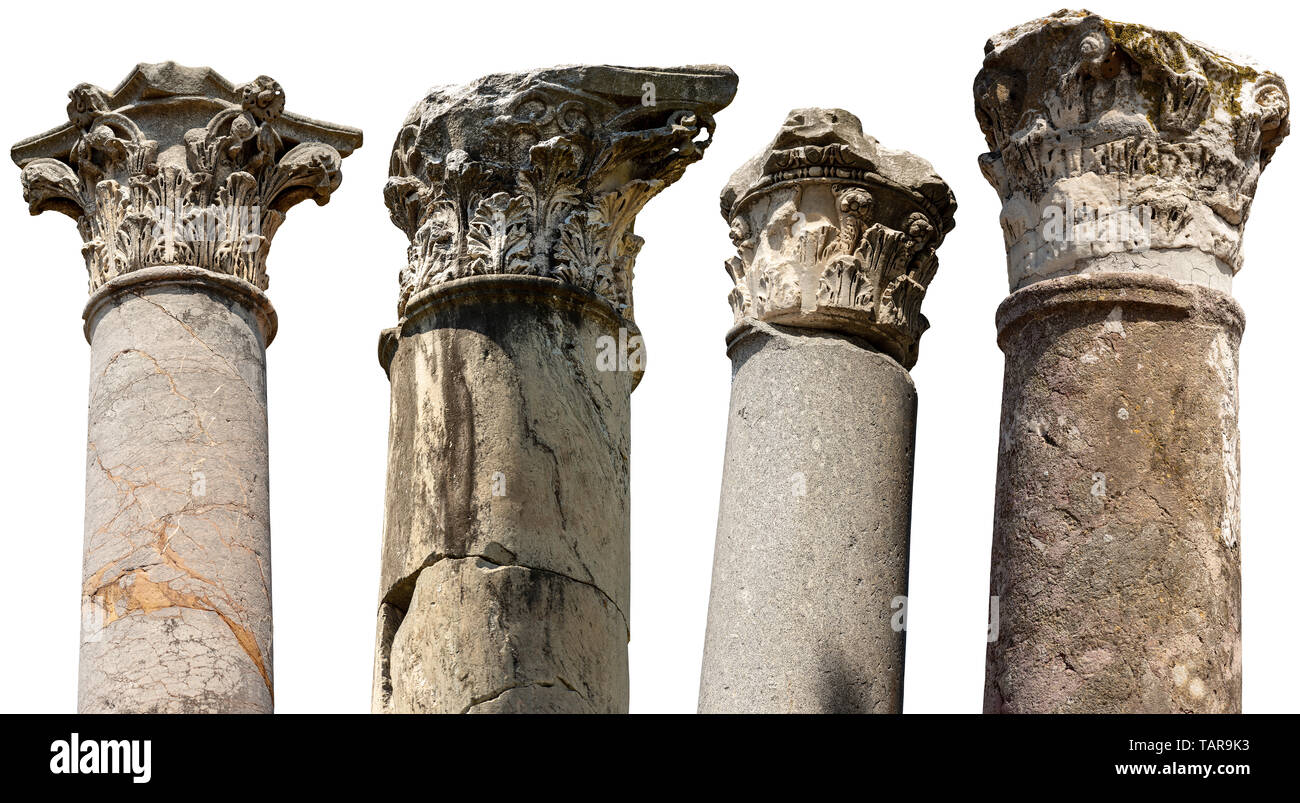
[974, 9, 1289, 292]
[975, 12, 1288, 713]
[386, 64, 739, 320]
[377, 66, 737, 714]
[386, 558, 627, 714]
[988, 274, 1243, 713]
[700, 110, 952, 713]
[720, 109, 955, 368]
[372, 280, 633, 714]
[12, 63, 361, 713]
[699, 322, 916, 713]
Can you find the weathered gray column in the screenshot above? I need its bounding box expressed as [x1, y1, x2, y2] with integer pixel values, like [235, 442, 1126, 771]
[975, 11, 1289, 712]
[373, 65, 737, 714]
[698, 109, 956, 713]
[12, 63, 361, 713]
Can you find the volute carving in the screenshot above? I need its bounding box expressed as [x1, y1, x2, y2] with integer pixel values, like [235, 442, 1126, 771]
[385, 64, 739, 318]
[13, 62, 363, 292]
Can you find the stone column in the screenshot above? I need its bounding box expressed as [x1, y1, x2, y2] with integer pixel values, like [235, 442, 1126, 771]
[974, 11, 1289, 713]
[12, 63, 361, 713]
[373, 65, 737, 714]
[698, 109, 956, 713]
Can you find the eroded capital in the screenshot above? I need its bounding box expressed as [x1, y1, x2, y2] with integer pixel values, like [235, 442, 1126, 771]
[975, 9, 1289, 291]
[721, 108, 956, 368]
[384, 64, 738, 318]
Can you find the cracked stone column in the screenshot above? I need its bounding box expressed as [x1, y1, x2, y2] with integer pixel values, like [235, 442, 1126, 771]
[698, 109, 956, 713]
[12, 63, 361, 713]
[974, 10, 1289, 713]
[373, 65, 737, 714]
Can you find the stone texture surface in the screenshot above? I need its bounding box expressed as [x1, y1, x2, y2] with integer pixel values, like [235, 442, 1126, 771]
[700, 110, 953, 713]
[373, 280, 633, 714]
[386, 558, 627, 714]
[720, 109, 955, 368]
[377, 65, 737, 714]
[975, 12, 1288, 713]
[386, 64, 740, 321]
[699, 322, 917, 713]
[12, 63, 361, 713]
[988, 275, 1243, 713]
[81, 268, 276, 713]
[974, 9, 1289, 292]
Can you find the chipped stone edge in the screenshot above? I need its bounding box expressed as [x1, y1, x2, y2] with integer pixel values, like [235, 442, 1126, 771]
[995, 272, 1245, 353]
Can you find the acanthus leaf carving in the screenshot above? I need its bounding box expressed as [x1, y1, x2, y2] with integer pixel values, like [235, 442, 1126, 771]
[11, 64, 361, 294]
[517, 137, 583, 275]
[385, 65, 738, 319]
[553, 206, 617, 302]
[974, 10, 1289, 291]
[721, 109, 955, 369]
[467, 191, 532, 276]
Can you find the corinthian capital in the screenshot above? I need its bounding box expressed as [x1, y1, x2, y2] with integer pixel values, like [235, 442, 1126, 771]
[720, 109, 956, 368]
[975, 9, 1289, 291]
[384, 64, 739, 317]
[12, 62, 363, 293]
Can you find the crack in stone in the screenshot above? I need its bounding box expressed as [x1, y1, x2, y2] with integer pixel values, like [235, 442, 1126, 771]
[381, 551, 629, 638]
[131, 291, 265, 410]
[459, 677, 589, 714]
[86, 568, 272, 697]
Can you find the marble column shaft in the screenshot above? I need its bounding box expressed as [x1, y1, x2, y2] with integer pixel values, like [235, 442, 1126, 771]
[975, 10, 1289, 713]
[699, 109, 956, 713]
[373, 65, 737, 713]
[12, 63, 361, 712]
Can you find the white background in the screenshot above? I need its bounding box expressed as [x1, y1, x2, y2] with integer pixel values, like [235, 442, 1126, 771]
[1, 0, 1296, 714]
